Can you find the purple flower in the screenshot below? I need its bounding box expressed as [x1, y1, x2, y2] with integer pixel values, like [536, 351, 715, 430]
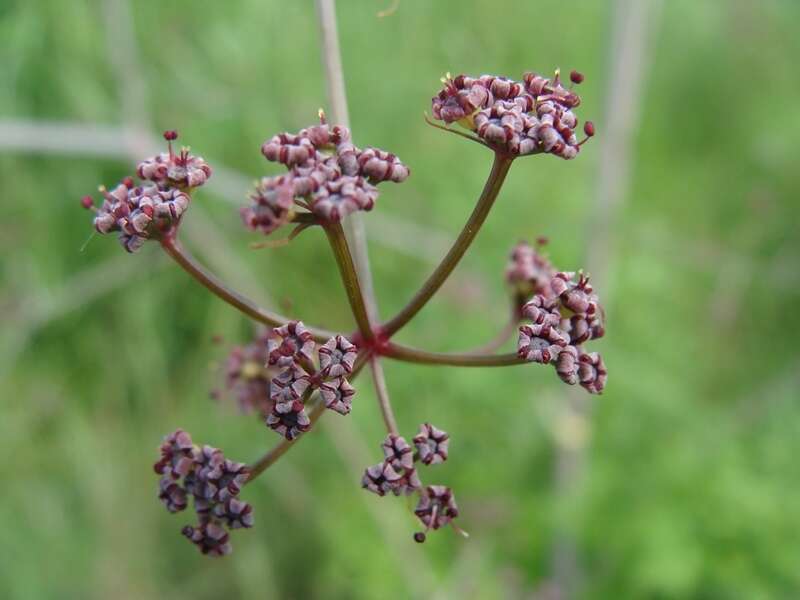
[319, 377, 355, 415]
[362, 461, 402, 497]
[158, 476, 188, 513]
[223, 330, 276, 417]
[267, 321, 315, 367]
[318, 335, 357, 378]
[518, 323, 569, 364]
[270, 365, 312, 410]
[381, 434, 414, 471]
[137, 131, 212, 188]
[356, 147, 410, 183]
[310, 176, 378, 222]
[414, 485, 460, 531]
[182, 520, 232, 557]
[241, 176, 295, 235]
[212, 498, 254, 530]
[578, 351, 607, 394]
[153, 429, 195, 480]
[266, 400, 311, 440]
[261, 132, 316, 167]
[413, 423, 450, 466]
[554, 345, 580, 385]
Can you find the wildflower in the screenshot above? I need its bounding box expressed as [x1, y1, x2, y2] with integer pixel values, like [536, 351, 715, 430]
[362, 461, 402, 497]
[212, 498, 255, 530]
[414, 485, 460, 532]
[182, 520, 232, 557]
[578, 351, 607, 394]
[431, 70, 592, 159]
[318, 335, 357, 378]
[518, 323, 569, 364]
[413, 423, 449, 465]
[356, 147, 410, 183]
[319, 377, 356, 415]
[137, 130, 212, 188]
[153, 429, 195, 480]
[223, 330, 276, 416]
[266, 400, 311, 440]
[261, 133, 316, 167]
[310, 175, 378, 222]
[267, 321, 315, 367]
[381, 434, 414, 471]
[240, 176, 295, 235]
[191, 445, 249, 504]
[270, 366, 311, 409]
[158, 476, 189, 513]
[522, 294, 561, 327]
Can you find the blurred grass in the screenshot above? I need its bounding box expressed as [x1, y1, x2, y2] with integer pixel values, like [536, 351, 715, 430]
[1, 0, 799, 598]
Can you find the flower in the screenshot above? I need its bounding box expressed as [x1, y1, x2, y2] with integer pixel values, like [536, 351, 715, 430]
[413, 423, 449, 465]
[137, 131, 212, 188]
[182, 520, 232, 557]
[319, 377, 356, 415]
[431, 70, 592, 159]
[518, 323, 569, 364]
[578, 351, 607, 394]
[267, 321, 315, 367]
[91, 179, 191, 252]
[153, 429, 195, 480]
[270, 366, 311, 409]
[318, 335, 357, 378]
[381, 434, 414, 471]
[154, 431, 253, 557]
[240, 176, 295, 235]
[266, 400, 311, 440]
[223, 330, 277, 417]
[414, 485, 460, 531]
[362, 461, 402, 497]
[252, 113, 410, 231]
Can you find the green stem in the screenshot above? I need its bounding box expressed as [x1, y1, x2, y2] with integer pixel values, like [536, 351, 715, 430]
[160, 236, 336, 343]
[382, 153, 513, 337]
[382, 341, 525, 367]
[324, 222, 375, 341]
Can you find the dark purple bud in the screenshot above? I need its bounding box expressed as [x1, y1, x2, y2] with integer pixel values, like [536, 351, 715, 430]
[413, 423, 450, 466]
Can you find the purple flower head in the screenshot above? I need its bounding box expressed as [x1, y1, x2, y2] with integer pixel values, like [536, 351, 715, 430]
[356, 147, 410, 183]
[414, 485, 460, 531]
[137, 131, 212, 188]
[554, 344, 580, 385]
[270, 365, 311, 410]
[153, 429, 196, 480]
[319, 377, 356, 415]
[311, 175, 378, 222]
[223, 330, 276, 417]
[267, 321, 315, 367]
[266, 400, 311, 440]
[431, 70, 591, 159]
[158, 475, 188, 513]
[413, 423, 450, 466]
[506, 240, 557, 313]
[362, 461, 401, 497]
[518, 323, 569, 364]
[550, 271, 599, 315]
[522, 294, 562, 327]
[318, 335, 357, 378]
[261, 132, 316, 167]
[192, 445, 250, 504]
[381, 434, 415, 471]
[578, 351, 607, 394]
[212, 497, 254, 530]
[241, 176, 295, 235]
[91, 179, 190, 251]
[182, 520, 232, 557]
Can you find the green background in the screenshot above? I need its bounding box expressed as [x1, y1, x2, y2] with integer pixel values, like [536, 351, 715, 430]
[1, 1, 799, 598]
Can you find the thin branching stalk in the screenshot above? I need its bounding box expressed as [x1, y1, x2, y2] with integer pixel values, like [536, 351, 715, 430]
[160, 235, 336, 342]
[383, 341, 524, 367]
[382, 153, 514, 337]
[370, 356, 399, 434]
[324, 223, 375, 341]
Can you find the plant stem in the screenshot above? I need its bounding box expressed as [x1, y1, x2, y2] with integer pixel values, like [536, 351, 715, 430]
[382, 341, 525, 367]
[160, 235, 336, 342]
[382, 153, 513, 337]
[324, 222, 375, 341]
[369, 356, 398, 434]
[246, 350, 371, 483]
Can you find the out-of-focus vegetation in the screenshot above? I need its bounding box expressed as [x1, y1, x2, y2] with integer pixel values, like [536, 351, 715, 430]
[1, 1, 799, 598]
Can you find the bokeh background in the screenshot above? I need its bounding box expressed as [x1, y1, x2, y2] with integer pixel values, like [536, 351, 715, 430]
[2, 0, 799, 598]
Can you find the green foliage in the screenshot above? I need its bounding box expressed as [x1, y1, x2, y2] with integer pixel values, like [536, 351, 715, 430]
[1, 0, 799, 598]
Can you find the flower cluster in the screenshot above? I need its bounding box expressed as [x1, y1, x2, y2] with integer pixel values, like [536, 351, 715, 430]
[362, 424, 458, 542]
[506, 239, 556, 316]
[431, 70, 594, 159]
[83, 131, 211, 252]
[512, 241, 607, 394]
[263, 322, 358, 440]
[241, 112, 410, 234]
[154, 429, 253, 556]
[221, 329, 278, 417]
